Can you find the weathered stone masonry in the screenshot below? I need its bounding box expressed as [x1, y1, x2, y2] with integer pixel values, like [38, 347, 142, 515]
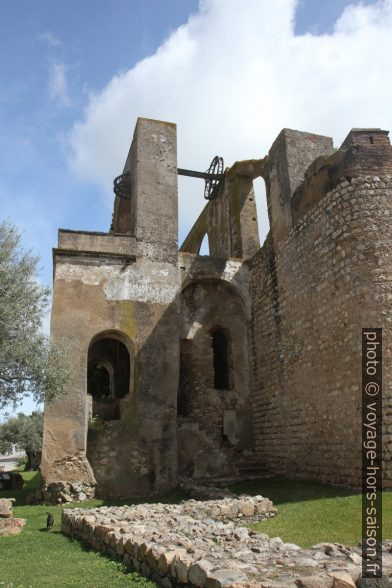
[250, 129, 392, 488]
[41, 119, 392, 500]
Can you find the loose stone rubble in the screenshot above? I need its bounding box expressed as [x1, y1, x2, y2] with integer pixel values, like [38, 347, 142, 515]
[0, 498, 26, 536]
[61, 496, 392, 587]
[27, 480, 95, 504]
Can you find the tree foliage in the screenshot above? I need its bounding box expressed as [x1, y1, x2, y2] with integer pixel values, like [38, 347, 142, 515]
[0, 220, 70, 409]
[0, 411, 43, 470]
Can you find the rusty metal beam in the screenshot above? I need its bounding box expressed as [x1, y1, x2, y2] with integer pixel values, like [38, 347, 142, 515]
[177, 168, 223, 180]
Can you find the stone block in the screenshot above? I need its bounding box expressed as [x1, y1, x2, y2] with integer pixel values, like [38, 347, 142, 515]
[141, 562, 151, 579]
[158, 550, 181, 576]
[0, 517, 26, 536]
[238, 499, 255, 517]
[327, 571, 356, 587]
[205, 569, 248, 588]
[188, 559, 214, 587]
[0, 498, 15, 518]
[172, 555, 193, 584]
[295, 576, 333, 588]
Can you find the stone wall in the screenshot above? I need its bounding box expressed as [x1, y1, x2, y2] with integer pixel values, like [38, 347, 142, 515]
[41, 118, 180, 499]
[251, 175, 392, 487]
[60, 498, 384, 587]
[42, 118, 392, 499]
[180, 160, 261, 259]
[178, 253, 253, 479]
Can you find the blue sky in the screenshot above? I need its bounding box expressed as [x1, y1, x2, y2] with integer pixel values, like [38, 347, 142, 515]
[1, 0, 389, 415]
[0, 0, 200, 284]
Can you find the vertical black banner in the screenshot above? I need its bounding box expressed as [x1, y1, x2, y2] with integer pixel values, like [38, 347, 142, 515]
[362, 328, 382, 578]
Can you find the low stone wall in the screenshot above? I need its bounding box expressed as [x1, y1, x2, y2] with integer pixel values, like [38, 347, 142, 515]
[61, 497, 392, 587]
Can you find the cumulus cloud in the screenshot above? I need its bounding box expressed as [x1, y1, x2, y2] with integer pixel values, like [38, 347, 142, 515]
[69, 0, 392, 243]
[48, 62, 70, 107]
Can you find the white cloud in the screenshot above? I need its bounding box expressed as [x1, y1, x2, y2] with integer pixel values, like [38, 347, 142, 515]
[69, 0, 392, 244]
[48, 62, 70, 107]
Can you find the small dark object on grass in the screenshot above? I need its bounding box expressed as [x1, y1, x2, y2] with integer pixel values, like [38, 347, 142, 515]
[46, 513, 54, 530]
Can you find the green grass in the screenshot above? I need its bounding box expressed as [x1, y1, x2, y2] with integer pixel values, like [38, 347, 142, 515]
[0, 471, 186, 588]
[1, 472, 391, 586]
[229, 476, 392, 548]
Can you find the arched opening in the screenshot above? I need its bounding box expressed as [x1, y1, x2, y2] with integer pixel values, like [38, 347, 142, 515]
[198, 233, 210, 255]
[211, 327, 232, 390]
[88, 363, 111, 399]
[178, 279, 252, 478]
[87, 335, 131, 420]
[253, 176, 270, 244]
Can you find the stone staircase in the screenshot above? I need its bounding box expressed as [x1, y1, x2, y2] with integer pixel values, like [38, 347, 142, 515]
[233, 450, 269, 479]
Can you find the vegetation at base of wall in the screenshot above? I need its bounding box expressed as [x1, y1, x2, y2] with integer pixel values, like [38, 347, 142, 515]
[1, 472, 392, 586]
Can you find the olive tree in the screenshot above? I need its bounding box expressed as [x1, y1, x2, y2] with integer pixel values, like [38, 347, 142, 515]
[0, 411, 43, 470]
[0, 221, 70, 409]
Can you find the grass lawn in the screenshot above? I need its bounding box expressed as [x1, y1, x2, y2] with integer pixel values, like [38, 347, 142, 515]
[0, 471, 185, 587]
[230, 476, 392, 548]
[1, 472, 391, 586]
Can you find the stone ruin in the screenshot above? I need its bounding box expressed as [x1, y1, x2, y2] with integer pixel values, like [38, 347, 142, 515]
[61, 496, 392, 587]
[0, 498, 25, 536]
[39, 118, 392, 501]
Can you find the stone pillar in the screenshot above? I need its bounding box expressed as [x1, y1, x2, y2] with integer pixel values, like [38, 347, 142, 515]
[264, 129, 334, 246]
[113, 117, 178, 263]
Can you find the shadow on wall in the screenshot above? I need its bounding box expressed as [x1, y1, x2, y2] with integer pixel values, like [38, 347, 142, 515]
[84, 255, 254, 497]
[176, 269, 254, 480]
[83, 284, 179, 499]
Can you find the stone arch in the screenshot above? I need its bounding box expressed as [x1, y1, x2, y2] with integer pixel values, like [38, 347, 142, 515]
[180, 275, 250, 321]
[87, 330, 134, 421]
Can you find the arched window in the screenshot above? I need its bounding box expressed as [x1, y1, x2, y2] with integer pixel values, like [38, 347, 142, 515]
[87, 336, 130, 420]
[87, 363, 111, 399]
[198, 233, 210, 255]
[211, 327, 232, 390]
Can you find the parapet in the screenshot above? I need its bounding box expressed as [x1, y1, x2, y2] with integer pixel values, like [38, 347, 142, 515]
[53, 229, 137, 278]
[263, 129, 334, 246]
[292, 128, 392, 224]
